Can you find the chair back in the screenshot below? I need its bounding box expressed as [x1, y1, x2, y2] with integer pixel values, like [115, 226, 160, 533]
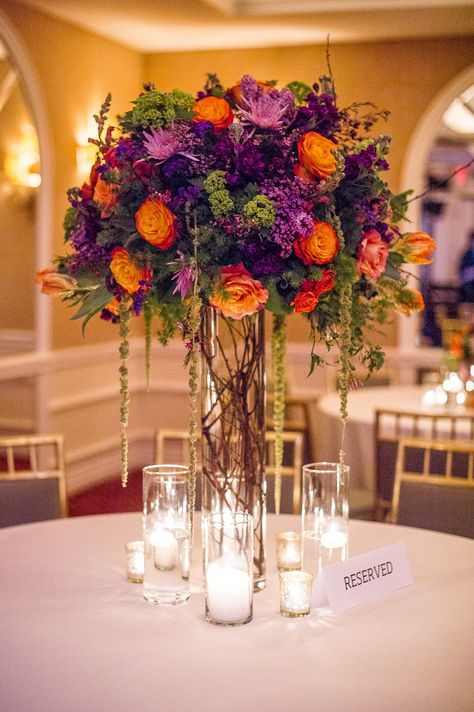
[391, 437, 474, 538]
[0, 434, 67, 527]
[154, 428, 303, 514]
[374, 409, 474, 521]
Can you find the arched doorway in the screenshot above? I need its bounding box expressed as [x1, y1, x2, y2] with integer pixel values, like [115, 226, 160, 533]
[399, 64, 474, 353]
[0, 6, 53, 355]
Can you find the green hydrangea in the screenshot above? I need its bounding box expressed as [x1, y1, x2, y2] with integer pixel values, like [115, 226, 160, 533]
[243, 194, 276, 228]
[130, 89, 194, 129]
[208, 189, 234, 218]
[203, 171, 227, 194]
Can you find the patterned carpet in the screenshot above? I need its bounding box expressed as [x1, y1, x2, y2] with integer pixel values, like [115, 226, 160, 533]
[68, 469, 143, 516]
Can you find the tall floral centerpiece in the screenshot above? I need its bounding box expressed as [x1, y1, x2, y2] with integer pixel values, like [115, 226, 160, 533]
[37, 72, 435, 586]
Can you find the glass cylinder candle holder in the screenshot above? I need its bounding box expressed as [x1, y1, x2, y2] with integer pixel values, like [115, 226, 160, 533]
[203, 511, 253, 626]
[125, 540, 144, 583]
[142, 465, 191, 605]
[276, 532, 301, 572]
[302, 462, 350, 574]
[279, 571, 313, 617]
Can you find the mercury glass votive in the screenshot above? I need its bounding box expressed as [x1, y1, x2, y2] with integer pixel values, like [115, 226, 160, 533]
[279, 571, 313, 618]
[125, 540, 145, 583]
[276, 532, 301, 572]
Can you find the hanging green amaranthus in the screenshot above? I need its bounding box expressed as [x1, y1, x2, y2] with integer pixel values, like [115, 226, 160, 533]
[271, 314, 287, 514]
[119, 301, 131, 487]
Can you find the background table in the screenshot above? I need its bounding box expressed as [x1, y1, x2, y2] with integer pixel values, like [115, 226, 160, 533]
[1, 512, 473, 712]
[314, 384, 473, 494]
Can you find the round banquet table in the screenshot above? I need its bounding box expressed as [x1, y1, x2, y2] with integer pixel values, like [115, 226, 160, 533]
[1, 513, 473, 712]
[314, 384, 472, 493]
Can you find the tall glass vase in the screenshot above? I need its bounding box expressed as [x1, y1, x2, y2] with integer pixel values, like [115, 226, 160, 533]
[201, 306, 267, 591]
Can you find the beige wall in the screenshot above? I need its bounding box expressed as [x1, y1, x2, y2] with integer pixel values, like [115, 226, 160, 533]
[1, 0, 144, 348]
[0, 59, 36, 331]
[2, 0, 473, 349]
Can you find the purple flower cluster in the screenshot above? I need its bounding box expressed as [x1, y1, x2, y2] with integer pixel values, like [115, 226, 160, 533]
[56, 72, 406, 327]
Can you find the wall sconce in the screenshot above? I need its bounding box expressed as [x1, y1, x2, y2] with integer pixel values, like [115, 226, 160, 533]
[76, 141, 99, 181]
[4, 124, 41, 189]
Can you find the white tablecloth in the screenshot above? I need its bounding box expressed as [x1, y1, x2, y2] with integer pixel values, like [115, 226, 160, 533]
[1, 512, 473, 712]
[314, 385, 472, 492]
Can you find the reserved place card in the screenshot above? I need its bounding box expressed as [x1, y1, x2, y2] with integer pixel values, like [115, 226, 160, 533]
[313, 543, 413, 613]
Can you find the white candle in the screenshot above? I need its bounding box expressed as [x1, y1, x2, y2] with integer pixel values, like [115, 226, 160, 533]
[321, 530, 348, 550]
[206, 558, 252, 624]
[149, 528, 178, 570]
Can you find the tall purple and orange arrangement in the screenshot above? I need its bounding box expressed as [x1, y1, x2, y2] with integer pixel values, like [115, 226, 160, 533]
[37, 72, 435, 586]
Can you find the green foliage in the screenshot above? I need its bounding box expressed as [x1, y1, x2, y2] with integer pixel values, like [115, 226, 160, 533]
[243, 195, 276, 227]
[390, 190, 413, 223]
[203, 170, 227, 193]
[208, 189, 234, 217]
[123, 88, 195, 130]
[63, 206, 79, 243]
[286, 80, 313, 105]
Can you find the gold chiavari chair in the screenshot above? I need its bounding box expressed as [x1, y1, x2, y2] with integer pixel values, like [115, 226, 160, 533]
[154, 428, 304, 514]
[374, 409, 474, 522]
[391, 437, 474, 538]
[0, 434, 68, 527]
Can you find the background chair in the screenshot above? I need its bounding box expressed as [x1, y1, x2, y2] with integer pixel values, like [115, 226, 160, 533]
[0, 434, 68, 527]
[154, 428, 304, 514]
[391, 437, 474, 538]
[374, 409, 474, 522]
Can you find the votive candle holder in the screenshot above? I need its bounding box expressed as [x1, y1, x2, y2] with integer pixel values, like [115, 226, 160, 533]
[279, 570, 313, 617]
[125, 540, 145, 583]
[276, 532, 301, 572]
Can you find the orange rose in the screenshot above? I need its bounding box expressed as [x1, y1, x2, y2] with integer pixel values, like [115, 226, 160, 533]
[293, 221, 339, 265]
[93, 175, 119, 218]
[192, 96, 234, 132]
[36, 267, 77, 295]
[135, 198, 176, 250]
[393, 231, 436, 265]
[291, 285, 319, 313]
[295, 132, 337, 181]
[356, 229, 389, 280]
[396, 289, 425, 316]
[209, 264, 268, 320]
[291, 270, 336, 313]
[110, 247, 149, 295]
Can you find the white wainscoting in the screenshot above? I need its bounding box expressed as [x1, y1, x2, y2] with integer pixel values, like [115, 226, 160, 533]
[0, 338, 442, 494]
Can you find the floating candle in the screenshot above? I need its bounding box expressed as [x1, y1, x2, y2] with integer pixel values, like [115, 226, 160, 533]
[148, 528, 178, 570]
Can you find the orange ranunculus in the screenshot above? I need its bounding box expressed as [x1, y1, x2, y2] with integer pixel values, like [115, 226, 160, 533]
[396, 289, 425, 316]
[293, 221, 339, 265]
[356, 229, 389, 280]
[105, 297, 126, 316]
[209, 264, 268, 319]
[135, 197, 176, 250]
[291, 270, 336, 313]
[192, 96, 234, 132]
[229, 80, 273, 107]
[110, 247, 148, 295]
[35, 267, 77, 295]
[393, 231, 436, 265]
[295, 131, 337, 181]
[93, 175, 119, 218]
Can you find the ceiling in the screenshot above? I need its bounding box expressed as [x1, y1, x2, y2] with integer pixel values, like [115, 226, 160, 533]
[18, 0, 474, 52]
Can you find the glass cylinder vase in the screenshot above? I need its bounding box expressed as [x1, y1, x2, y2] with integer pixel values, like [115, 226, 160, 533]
[201, 306, 266, 591]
